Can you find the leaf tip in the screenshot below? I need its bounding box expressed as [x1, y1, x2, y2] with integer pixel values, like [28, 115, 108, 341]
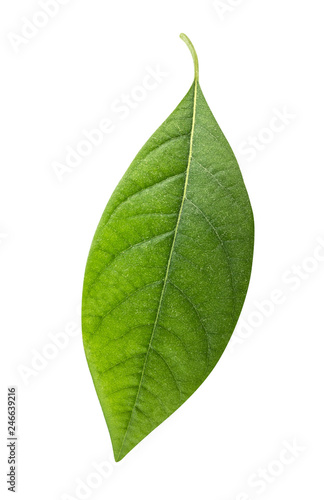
[114, 452, 124, 463]
[112, 444, 124, 463]
[180, 33, 199, 82]
[113, 436, 133, 462]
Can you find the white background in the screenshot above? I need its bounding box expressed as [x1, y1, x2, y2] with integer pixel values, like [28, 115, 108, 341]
[1, 1, 324, 499]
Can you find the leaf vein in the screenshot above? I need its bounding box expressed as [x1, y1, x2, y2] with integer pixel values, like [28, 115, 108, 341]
[116, 80, 199, 460]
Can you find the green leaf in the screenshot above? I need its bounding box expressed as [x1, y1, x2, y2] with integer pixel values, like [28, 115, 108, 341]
[82, 34, 254, 461]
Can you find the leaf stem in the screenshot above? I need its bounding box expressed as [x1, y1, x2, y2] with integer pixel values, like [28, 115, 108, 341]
[180, 33, 199, 82]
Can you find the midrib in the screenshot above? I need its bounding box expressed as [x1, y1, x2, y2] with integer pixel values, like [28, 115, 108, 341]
[117, 80, 198, 460]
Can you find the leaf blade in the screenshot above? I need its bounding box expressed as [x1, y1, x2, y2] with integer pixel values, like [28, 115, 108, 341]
[82, 35, 254, 461]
